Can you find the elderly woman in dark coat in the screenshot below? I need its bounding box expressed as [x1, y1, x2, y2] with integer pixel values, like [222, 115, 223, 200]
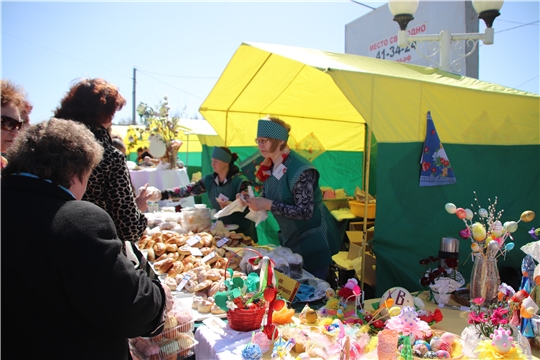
[1, 118, 170, 359]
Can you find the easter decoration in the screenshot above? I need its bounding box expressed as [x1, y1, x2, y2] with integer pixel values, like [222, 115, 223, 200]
[419, 255, 464, 305]
[445, 192, 535, 306]
[213, 249, 270, 332]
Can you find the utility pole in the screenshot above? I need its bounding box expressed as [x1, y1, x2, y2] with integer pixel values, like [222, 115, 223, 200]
[132, 67, 136, 125]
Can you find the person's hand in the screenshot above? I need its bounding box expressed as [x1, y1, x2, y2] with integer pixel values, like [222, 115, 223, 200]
[245, 196, 272, 211]
[216, 198, 231, 209]
[136, 184, 161, 211]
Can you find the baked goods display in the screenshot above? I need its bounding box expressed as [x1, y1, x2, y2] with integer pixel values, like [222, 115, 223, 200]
[137, 227, 256, 319]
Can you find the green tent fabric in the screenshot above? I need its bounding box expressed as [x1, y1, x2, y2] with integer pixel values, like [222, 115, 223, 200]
[199, 42, 540, 296]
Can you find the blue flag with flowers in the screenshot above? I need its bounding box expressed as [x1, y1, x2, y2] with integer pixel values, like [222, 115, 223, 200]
[419, 111, 456, 187]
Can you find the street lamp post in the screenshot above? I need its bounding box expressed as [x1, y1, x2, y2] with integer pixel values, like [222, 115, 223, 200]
[388, 0, 504, 73]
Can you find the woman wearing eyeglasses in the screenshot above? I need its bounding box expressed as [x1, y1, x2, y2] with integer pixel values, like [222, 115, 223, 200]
[1, 79, 27, 170]
[157, 146, 258, 242]
[240, 117, 340, 280]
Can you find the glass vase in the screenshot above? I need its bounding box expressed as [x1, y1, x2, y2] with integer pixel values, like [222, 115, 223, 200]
[470, 254, 500, 306]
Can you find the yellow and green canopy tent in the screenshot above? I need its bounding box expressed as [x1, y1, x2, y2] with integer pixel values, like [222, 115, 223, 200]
[200, 42, 539, 295]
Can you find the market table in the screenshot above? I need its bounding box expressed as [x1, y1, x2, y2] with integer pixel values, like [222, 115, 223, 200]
[193, 292, 540, 359]
[129, 168, 195, 208]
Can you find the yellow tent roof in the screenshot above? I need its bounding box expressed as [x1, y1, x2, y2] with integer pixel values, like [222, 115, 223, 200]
[200, 42, 539, 148]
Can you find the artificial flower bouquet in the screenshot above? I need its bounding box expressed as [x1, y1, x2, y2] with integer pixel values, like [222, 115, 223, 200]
[419, 255, 465, 305]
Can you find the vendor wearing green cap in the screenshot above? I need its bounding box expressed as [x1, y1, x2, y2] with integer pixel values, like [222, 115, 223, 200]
[240, 117, 339, 279]
[158, 146, 257, 241]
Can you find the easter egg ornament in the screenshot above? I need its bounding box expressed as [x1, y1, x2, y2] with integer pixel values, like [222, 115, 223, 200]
[445, 203, 456, 214]
[471, 222, 487, 241]
[478, 208, 488, 218]
[520, 210, 535, 223]
[492, 220, 504, 238]
[465, 208, 474, 221]
[504, 221, 519, 233]
[455, 208, 467, 220]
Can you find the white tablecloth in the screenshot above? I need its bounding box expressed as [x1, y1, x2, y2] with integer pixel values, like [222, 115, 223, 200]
[129, 168, 195, 208]
[195, 324, 253, 360]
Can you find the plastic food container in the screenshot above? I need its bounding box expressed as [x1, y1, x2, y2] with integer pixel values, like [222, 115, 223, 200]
[349, 200, 376, 219]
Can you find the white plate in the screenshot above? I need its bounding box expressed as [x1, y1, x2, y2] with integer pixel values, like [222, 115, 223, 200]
[225, 224, 239, 230]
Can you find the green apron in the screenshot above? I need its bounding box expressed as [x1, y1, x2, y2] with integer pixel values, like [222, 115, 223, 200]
[263, 151, 339, 272]
[203, 173, 258, 242]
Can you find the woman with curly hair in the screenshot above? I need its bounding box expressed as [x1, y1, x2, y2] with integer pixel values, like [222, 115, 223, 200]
[54, 78, 155, 251]
[1, 79, 27, 169]
[2, 118, 169, 359]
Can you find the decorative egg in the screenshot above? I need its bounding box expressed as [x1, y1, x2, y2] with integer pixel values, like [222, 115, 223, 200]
[425, 351, 438, 359]
[440, 332, 455, 345]
[388, 306, 402, 317]
[471, 222, 487, 241]
[492, 220, 504, 238]
[488, 240, 500, 252]
[380, 287, 414, 317]
[455, 208, 467, 219]
[465, 208, 474, 220]
[490, 326, 514, 354]
[478, 208, 488, 218]
[521, 210, 536, 223]
[430, 336, 442, 351]
[504, 221, 519, 233]
[471, 243, 481, 252]
[241, 343, 263, 360]
[505, 243, 515, 252]
[435, 350, 451, 358]
[414, 340, 431, 351]
[438, 341, 451, 353]
[413, 343, 429, 356]
[445, 203, 457, 214]
[306, 309, 318, 324]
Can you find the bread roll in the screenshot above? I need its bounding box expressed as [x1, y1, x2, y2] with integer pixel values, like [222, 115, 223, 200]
[167, 261, 184, 278]
[154, 242, 167, 257]
[194, 279, 212, 292]
[166, 243, 178, 253]
[147, 247, 155, 262]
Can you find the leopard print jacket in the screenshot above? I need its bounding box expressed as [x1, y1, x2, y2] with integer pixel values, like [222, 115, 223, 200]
[82, 126, 147, 243]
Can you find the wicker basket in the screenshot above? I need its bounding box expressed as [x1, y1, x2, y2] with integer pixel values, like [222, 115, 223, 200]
[224, 248, 267, 332]
[227, 304, 266, 332]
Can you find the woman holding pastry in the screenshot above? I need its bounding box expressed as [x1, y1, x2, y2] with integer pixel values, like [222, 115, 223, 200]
[158, 146, 258, 242]
[240, 117, 340, 280]
[2, 118, 171, 359]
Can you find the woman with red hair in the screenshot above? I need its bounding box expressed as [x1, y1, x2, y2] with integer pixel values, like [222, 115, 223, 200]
[54, 78, 154, 254]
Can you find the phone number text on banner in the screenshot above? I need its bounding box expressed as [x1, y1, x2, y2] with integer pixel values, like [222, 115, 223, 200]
[368, 23, 428, 64]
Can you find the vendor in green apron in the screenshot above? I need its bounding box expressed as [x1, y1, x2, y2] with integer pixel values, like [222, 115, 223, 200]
[158, 146, 257, 242]
[240, 117, 339, 279]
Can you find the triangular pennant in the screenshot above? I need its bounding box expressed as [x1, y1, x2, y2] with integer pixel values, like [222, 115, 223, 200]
[419, 111, 457, 187]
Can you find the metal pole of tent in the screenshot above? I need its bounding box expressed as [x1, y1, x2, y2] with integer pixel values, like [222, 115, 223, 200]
[360, 124, 372, 293]
[185, 133, 190, 171]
